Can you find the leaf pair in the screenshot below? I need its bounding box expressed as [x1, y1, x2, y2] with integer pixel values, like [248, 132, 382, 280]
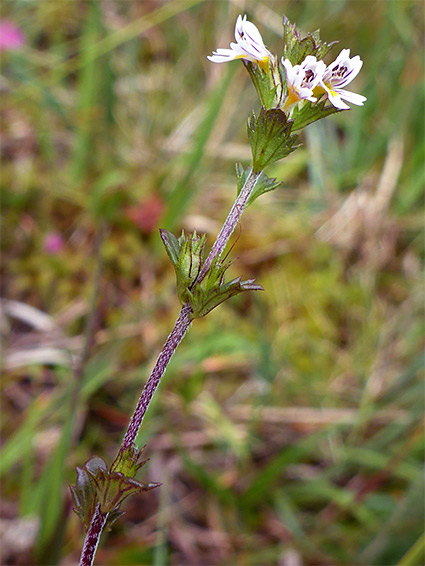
[70, 445, 160, 532]
[160, 230, 263, 319]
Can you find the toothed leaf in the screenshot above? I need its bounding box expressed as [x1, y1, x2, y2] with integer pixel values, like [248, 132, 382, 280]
[248, 107, 299, 171]
[159, 229, 181, 268]
[70, 444, 160, 533]
[243, 55, 284, 109]
[291, 97, 342, 132]
[236, 164, 281, 205]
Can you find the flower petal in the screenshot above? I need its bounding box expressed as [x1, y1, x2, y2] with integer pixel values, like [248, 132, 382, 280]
[323, 49, 364, 88]
[326, 90, 351, 110]
[336, 89, 367, 106]
[241, 19, 268, 49]
[281, 58, 293, 74]
[228, 42, 259, 63]
[207, 49, 242, 63]
[209, 14, 270, 68]
[234, 14, 246, 40]
[302, 55, 319, 67]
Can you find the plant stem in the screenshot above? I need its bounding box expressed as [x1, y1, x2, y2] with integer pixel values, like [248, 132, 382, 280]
[78, 168, 262, 566]
[122, 168, 261, 449]
[79, 504, 109, 566]
[197, 167, 261, 284]
[121, 301, 193, 450]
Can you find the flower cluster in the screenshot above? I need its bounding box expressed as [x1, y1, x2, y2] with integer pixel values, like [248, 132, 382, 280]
[208, 15, 366, 113]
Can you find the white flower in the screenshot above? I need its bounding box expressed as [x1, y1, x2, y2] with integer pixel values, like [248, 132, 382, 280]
[207, 14, 272, 72]
[319, 49, 367, 110]
[281, 56, 326, 110]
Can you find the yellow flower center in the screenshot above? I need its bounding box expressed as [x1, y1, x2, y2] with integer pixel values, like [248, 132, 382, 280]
[282, 87, 299, 110]
[258, 56, 269, 73]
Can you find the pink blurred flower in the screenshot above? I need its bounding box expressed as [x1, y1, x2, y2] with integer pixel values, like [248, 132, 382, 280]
[44, 232, 64, 254]
[125, 194, 165, 234]
[0, 19, 26, 51]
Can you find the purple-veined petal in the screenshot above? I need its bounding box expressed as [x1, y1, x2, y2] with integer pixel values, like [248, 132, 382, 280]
[234, 14, 246, 40]
[208, 14, 270, 68]
[241, 19, 268, 49]
[323, 50, 364, 88]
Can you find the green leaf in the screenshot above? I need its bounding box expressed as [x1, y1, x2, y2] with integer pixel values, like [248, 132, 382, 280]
[176, 231, 206, 297]
[243, 55, 284, 109]
[91, 469, 160, 516]
[188, 254, 263, 318]
[70, 445, 160, 532]
[282, 16, 337, 65]
[69, 456, 108, 531]
[160, 229, 263, 318]
[160, 230, 205, 307]
[159, 229, 181, 268]
[190, 275, 263, 319]
[70, 467, 98, 532]
[248, 107, 299, 171]
[110, 444, 149, 477]
[291, 98, 344, 132]
[85, 456, 108, 475]
[236, 164, 281, 205]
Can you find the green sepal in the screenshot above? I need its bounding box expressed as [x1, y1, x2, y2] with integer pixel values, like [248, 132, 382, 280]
[160, 229, 206, 307]
[159, 229, 180, 268]
[89, 467, 160, 518]
[84, 455, 108, 475]
[248, 107, 299, 171]
[70, 445, 160, 533]
[110, 444, 149, 477]
[160, 229, 263, 318]
[177, 231, 206, 299]
[104, 510, 126, 532]
[236, 164, 280, 206]
[290, 97, 342, 132]
[282, 16, 337, 65]
[69, 464, 99, 532]
[189, 256, 263, 318]
[243, 55, 284, 109]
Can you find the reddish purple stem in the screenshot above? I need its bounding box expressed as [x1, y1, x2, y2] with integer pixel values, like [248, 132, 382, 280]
[79, 505, 108, 566]
[79, 168, 261, 566]
[122, 302, 193, 449]
[197, 168, 260, 284]
[121, 169, 259, 452]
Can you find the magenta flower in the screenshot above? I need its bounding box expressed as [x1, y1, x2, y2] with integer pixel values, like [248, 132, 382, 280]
[0, 20, 25, 52]
[44, 232, 64, 254]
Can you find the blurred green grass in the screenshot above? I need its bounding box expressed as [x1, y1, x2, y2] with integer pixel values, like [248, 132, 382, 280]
[1, 1, 423, 565]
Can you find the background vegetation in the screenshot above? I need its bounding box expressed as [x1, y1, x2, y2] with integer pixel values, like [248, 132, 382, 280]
[1, 1, 424, 565]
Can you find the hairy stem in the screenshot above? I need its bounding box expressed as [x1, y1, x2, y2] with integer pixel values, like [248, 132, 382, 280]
[78, 168, 262, 565]
[197, 168, 261, 283]
[122, 302, 193, 449]
[79, 505, 109, 566]
[122, 169, 261, 450]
